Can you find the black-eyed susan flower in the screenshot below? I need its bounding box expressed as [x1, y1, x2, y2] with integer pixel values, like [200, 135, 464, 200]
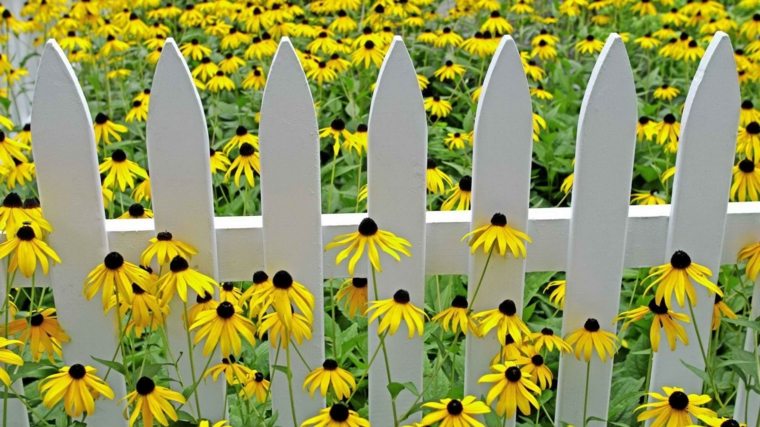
[420, 396, 491, 426]
[367, 289, 425, 337]
[224, 143, 260, 187]
[738, 122, 760, 159]
[463, 213, 532, 258]
[303, 358, 356, 400]
[219, 282, 242, 306]
[351, 40, 385, 68]
[17, 308, 69, 362]
[631, 190, 667, 205]
[529, 327, 572, 353]
[222, 126, 259, 154]
[187, 292, 217, 326]
[738, 242, 760, 281]
[531, 84, 553, 100]
[481, 11, 512, 34]
[560, 174, 574, 195]
[302, 403, 370, 427]
[644, 250, 722, 308]
[656, 114, 680, 147]
[157, 255, 217, 304]
[93, 113, 127, 145]
[118, 203, 153, 219]
[100, 149, 149, 192]
[207, 70, 236, 92]
[336, 277, 368, 317]
[242, 66, 267, 90]
[141, 231, 198, 267]
[0, 337, 22, 386]
[731, 158, 760, 201]
[426, 159, 453, 195]
[544, 279, 565, 309]
[241, 270, 274, 318]
[126, 100, 148, 123]
[636, 386, 716, 427]
[637, 116, 656, 142]
[493, 333, 524, 363]
[712, 294, 737, 331]
[258, 309, 312, 348]
[682, 40, 705, 62]
[575, 35, 605, 55]
[473, 299, 531, 343]
[192, 57, 219, 82]
[441, 175, 472, 211]
[39, 364, 114, 418]
[432, 295, 479, 335]
[204, 355, 253, 385]
[240, 371, 270, 403]
[654, 84, 680, 101]
[210, 149, 231, 174]
[85, 251, 148, 310]
[433, 60, 466, 81]
[307, 61, 339, 84]
[515, 346, 553, 389]
[423, 95, 453, 118]
[479, 363, 541, 417]
[740, 100, 760, 126]
[113, 283, 166, 336]
[0, 223, 60, 278]
[615, 298, 689, 352]
[126, 376, 185, 427]
[325, 217, 411, 275]
[190, 301, 256, 356]
[258, 270, 314, 328]
[443, 131, 471, 150]
[635, 33, 662, 49]
[180, 38, 211, 60]
[434, 27, 464, 48]
[132, 177, 151, 203]
[565, 318, 618, 362]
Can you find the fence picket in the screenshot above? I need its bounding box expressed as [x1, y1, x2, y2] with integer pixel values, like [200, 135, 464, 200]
[145, 39, 223, 420]
[734, 277, 760, 426]
[555, 34, 637, 427]
[366, 36, 427, 426]
[30, 41, 127, 425]
[258, 38, 325, 424]
[648, 32, 740, 400]
[464, 36, 532, 412]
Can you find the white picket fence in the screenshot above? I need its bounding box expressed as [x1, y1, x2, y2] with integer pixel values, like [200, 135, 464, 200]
[1, 30, 757, 426]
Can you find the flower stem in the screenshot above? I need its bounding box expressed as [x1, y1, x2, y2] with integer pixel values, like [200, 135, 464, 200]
[468, 245, 494, 311]
[329, 280, 339, 360]
[686, 299, 725, 408]
[582, 360, 591, 427]
[371, 267, 399, 427]
[182, 299, 203, 420]
[285, 344, 298, 427]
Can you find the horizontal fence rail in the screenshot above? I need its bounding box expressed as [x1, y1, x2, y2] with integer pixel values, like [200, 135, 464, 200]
[3, 29, 753, 427]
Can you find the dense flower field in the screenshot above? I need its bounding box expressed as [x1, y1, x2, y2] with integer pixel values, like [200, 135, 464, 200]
[0, 0, 758, 426]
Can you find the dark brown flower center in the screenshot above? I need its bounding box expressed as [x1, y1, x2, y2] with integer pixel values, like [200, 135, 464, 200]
[111, 149, 127, 162]
[459, 175, 472, 192]
[30, 313, 44, 326]
[2, 193, 22, 208]
[541, 327, 554, 336]
[68, 364, 86, 379]
[393, 289, 410, 304]
[128, 203, 145, 217]
[169, 256, 189, 272]
[352, 277, 367, 288]
[16, 225, 35, 241]
[222, 282, 234, 291]
[329, 403, 350, 422]
[95, 113, 108, 124]
[253, 271, 269, 284]
[132, 283, 145, 294]
[498, 299, 517, 316]
[197, 291, 213, 303]
[254, 372, 264, 382]
[648, 298, 669, 314]
[216, 301, 235, 319]
[491, 213, 507, 226]
[358, 217, 378, 236]
[451, 295, 468, 309]
[273, 270, 293, 289]
[668, 391, 689, 410]
[157, 231, 173, 241]
[446, 399, 463, 415]
[531, 354, 544, 366]
[239, 143, 255, 156]
[104, 252, 125, 270]
[505, 366, 522, 381]
[322, 359, 338, 370]
[747, 122, 760, 135]
[584, 318, 600, 332]
[670, 250, 691, 269]
[136, 376, 155, 395]
[739, 159, 755, 173]
[664, 114, 676, 124]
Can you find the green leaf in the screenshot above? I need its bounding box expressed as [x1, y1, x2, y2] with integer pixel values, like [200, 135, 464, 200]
[91, 356, 126, 376]
[272, 364, 292, 380]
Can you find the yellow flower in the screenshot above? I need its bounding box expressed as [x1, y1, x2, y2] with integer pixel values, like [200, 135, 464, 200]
[306, 61, 339, 84]
[224, 143, 260, 187]
[93, 113, 127, 145]
[631, 190, 667, 205]
[655, 114, 680, 149]
[637, 116, 657, 142]
[336, 277, 368, 318]
[515, 346, 554, 389]
[544, 279, 566, 309]
[0, 337, 23, 386]
[190, 301, 256, 356]
[207, 70, 236, 92]
[443, 132, 471, 150]
[636, 386, 716, 427]
[432, 296, 479, 335]
[126, 376, 186, 427]
[738, 241, 760, 281]
[40, 364, 114, 418]
[118, 203, 153, 219]
[204, 355, 253, 385]
[463, 213, 532, 258]
[141, 231, 198, 266]
[351, 40, 385, 68]
[17, 308, 70, 362]
[126, 100, 148, 122]
[478, 363, 541, 417]
[257, 310, 312, 348]
[325, 217, 412, 275]
[367, 289, 426, 337]
[111, 283, 166, 336]
[731, 158, 760, 201]
[473, 299, 531, 343]
[84, 252, 149, 310]
[0, 131, 29, 167]
[0, 223, 60, 278]
[240, 371, 270, 403]
[653, 84, 680, 101]
[157, 256, 218, 303]
[132, 177, 152, 203]
[258, 270, 315, 329]
[242, 66, 267, 90]
[712, 294, 737, 331]
[423, 96, 453, 118]
[635, 33, 662, 49]
[241, 270, 274, 318]
[442, 175, 472, 211]
[303, 404, 370, 427]
[303, 359, 356, 400]
[420, 396, 491, 426]
[615, 298, 689, 352]
[529, 327, 572, 353]
[179, 38, 211, 60]
[575, 35, 605, 54]
[426, 159, 453, 195]
[100, 149, 149, 192]
[740, 100, 760, 127]
[644, 250, 722, 308]
[565, 318, 618, 362]
[481, 11, 512, 34]
[434, 27, 464, 47]
[738, 122, 760, 159]
[433, 60, 466, 81]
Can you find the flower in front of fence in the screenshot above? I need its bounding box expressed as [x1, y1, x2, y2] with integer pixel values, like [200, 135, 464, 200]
[190, 301, 256, 356]
[420, 395, 491, 426]
[515, 346, 554, 390]
[240, 270, 273, 319]
[529, 327, 572, 354]
[0, 223, 60, 277]
[156, 255, 218, 304]
[197, 420, 231, 427]
[575, 35, 605, 55]
[99, 149, 149, 192]
[544, 279, 566, 309]
[15, 308, 70, 362]
[0, 336, 23, 386]
[706, 417, 746, 427]
[303, 358, 356, 400]
[565, 318, 618, 362]
[240, 371, 270, 403]
[473, 299, 531, 343]
[224, 142, 260, 187]
[336, 277, 368, 318]
[258, 310, 313, 348]
[204, 354, 253, 385]
[730, 158, 760, 202]
[39, 364, 114, 418]
[85, 251, 149, 310]
[222, 126, 259, 154]
[255, 270, 315, 329]
[712, 294, 737, 331]
[737, 241, 760, 281]
[111, 282, 167, 336]
[118, 203, 154, 219]
[615, 298, 689, 352]
[463, 213, 532, 258]
[301, 402, 370, 427]
[636, 386, 716, 427]
[367, 289, 425, 337]
[219, 282, 243, 306]
[644, 250, 723, 308]
[479, 362, 541, 417]
[432, 295, 478, 335]
[442, 175, 472, 211]
[92, 113, 127, 146]
[0, 131, 29, 170]
[141, 231, 198, 266]
[494, 333, 524, 362]
[325, 217, 412, 276]
[126, 376, 186, 427]
[631, 190, 667, 205]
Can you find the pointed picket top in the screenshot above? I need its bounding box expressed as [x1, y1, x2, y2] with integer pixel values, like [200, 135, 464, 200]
[31, 40, 127, 425]
[464, 36, 533, 401]
[146, 38, 223, 420]
[366, 35, 427, 426]
[649, 32, 740, 397]
[556, 34, 637, 427]
[259, 37, 325, 423]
